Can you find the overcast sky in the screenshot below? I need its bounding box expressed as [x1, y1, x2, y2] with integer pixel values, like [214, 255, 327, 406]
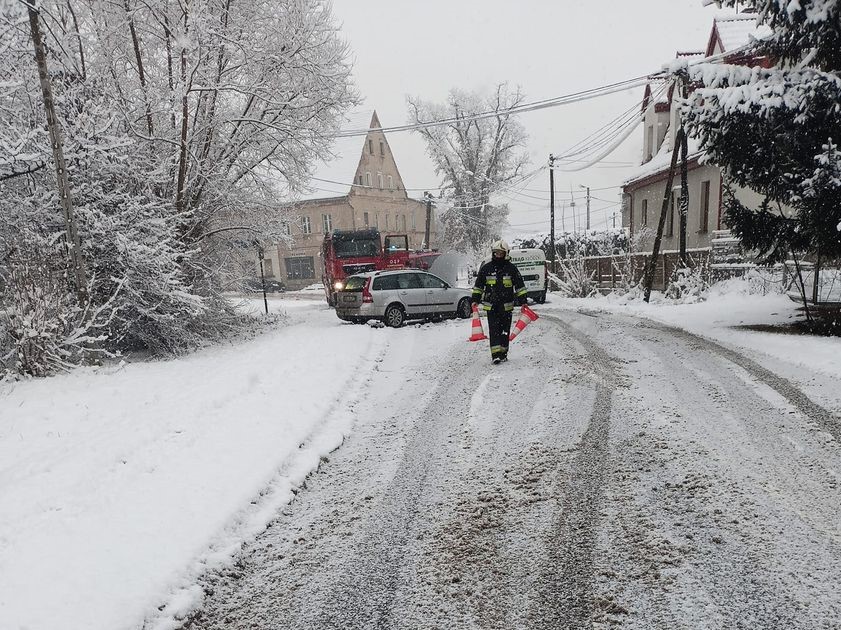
[329, 0, 724, 240]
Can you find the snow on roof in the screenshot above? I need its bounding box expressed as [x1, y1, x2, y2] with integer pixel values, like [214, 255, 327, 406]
[709, 12, 773, 54]
[623, 126, 704, 188]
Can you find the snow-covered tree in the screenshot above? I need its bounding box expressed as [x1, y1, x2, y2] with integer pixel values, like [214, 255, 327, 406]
[0, 0, 357, 375]
[407, 84, 529, 252]
[680, 1, 841, 274]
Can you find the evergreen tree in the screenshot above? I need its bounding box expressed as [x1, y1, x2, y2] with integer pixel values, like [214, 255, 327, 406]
[680, 1, 841, 271]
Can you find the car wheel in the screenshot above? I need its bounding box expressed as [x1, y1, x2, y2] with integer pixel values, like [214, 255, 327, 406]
[457, 297, 472, 319]
[384, 304, 405, 328]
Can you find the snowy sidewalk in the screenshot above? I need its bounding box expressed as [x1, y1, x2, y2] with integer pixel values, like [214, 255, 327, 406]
[0, 302, 384, 630]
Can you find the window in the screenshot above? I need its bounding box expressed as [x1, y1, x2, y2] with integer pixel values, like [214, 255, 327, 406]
[385, 214, 390, 230]
[363, 211, 369, 227]
[365, 172, 372, 187]
[387, 175, 394, 190]
[301, 216, 311, 234]
[379, 141, 384, 156]
[419, 273, 446, 289]
[322, 213, 332, 233]
[642, 199, 648, 226]
[372, 274, 399, 291]
[396, 273, 423, 289]
[284, 222, 292, 236]
[357, 174, 363, 186]
[700, 180, 711, 233]
[263, 258, 274, 277]
[374, 213, 379, 228]
[285, 256, 315, 279]
[646, 126, 654, 161]
[629, 197, 634, 234]
[368, 139, 374, 154]
[377, 172, 383, 189]
[384, 235, 408, 252]
[401, 215, 407, 231]
[411, 211, 416, 230]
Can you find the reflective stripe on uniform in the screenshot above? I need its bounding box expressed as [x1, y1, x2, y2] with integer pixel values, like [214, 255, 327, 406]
[504, 302, 514, 312]
[481, 302, 492, 311]
[485, 277, 497, 285]
[490, 345, 505, 356]
[515, 288, 528, 297]
[471, 288, 482, 296]
[502, 275, 513, 287]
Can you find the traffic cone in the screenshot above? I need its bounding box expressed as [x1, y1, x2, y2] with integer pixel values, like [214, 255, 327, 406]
[509, 305, 539, 341]
[467, 304, 487, 342]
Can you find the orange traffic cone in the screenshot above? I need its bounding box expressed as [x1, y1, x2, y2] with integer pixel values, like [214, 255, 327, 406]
[509, 305, 539, 341]
[467, 304, 487, 342]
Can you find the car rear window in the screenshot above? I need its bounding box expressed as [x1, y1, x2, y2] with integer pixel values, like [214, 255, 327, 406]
[343, 276, 368, 291]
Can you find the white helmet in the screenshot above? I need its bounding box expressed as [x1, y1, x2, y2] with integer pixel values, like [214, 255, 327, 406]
[490, 239, 510, 254]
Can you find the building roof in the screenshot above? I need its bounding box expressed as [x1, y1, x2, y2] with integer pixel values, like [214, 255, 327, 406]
[623, 124, 705, 189]
[624, 12, 772, 190]
[706, 12, 773, 56]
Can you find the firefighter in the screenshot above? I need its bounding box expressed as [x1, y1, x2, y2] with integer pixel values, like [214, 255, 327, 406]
[471, 240, 528, 364]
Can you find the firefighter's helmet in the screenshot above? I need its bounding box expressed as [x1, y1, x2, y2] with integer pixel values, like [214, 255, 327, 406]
[491, 240, 510, 257]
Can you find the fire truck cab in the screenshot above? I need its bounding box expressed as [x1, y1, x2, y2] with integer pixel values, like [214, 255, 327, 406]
[321, 229, 409, 306]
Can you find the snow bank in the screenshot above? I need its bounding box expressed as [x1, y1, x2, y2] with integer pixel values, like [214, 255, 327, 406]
[0, 302, 380, 630]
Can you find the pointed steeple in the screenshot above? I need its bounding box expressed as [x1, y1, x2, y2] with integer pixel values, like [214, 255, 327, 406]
[349, 110, 408, 199]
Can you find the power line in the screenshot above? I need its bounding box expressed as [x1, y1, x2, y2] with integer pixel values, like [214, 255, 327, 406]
[332, 74, 659, 139]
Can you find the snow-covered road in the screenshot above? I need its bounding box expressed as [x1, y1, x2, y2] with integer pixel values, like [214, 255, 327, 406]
[179, 306, 841, 630]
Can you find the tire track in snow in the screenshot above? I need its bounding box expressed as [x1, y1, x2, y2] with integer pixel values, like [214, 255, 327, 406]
[564, 310, 840, 629]
[531, 313, 619, 629]
[644, 321, 840, 442]
[148, 330, 390, 630]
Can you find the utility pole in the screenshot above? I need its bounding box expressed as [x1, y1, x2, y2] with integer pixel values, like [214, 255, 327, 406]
[585, 186, 591, 232]
[612, 212, 617, 229]
[642, 126, 684, 302]
[569, 189, 576, 232]
[28, 5, 87, 305]
[549, 155, 555, 274]
[423, 191, 433, 249]
[678, 124, 689, 267]
[677, 75, 689, 268]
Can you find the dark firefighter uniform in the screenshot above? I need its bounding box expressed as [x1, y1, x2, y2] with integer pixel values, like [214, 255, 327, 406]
[471, 257, 528, 361]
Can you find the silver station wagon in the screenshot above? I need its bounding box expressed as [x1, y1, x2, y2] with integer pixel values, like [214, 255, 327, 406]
[335, 269, 473, 327]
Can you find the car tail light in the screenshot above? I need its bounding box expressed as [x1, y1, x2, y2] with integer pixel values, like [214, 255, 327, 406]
[362, 277, 373, 303]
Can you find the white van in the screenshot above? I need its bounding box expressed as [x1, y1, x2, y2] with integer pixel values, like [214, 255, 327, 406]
[509, 248, 547, 303]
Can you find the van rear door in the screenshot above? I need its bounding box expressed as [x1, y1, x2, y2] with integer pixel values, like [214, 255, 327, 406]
[510, 249, 546, 295]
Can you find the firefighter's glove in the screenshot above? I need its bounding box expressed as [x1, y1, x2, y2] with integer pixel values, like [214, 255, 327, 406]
[516, 297, 527, 306]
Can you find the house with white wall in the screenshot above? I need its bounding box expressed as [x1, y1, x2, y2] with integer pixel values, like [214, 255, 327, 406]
[621, 13, 772, 255]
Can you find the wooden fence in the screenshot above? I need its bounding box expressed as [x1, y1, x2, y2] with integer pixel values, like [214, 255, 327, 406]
[552, 249, 712, 292]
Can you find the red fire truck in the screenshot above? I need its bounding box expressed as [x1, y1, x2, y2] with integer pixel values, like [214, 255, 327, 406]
[321, 229, 409, 306]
